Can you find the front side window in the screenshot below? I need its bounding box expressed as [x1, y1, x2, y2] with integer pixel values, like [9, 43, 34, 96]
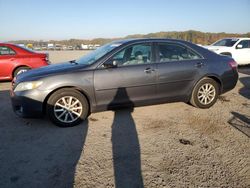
[158, 43, 201, 62]
[0, 46, 16, 55]
[237, 40, 250, 49]
[111, 43, 152, 66]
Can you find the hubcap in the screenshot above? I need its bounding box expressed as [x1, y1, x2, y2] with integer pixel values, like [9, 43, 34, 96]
[197, 83, 216, 105]
[54, 96, 83, 123]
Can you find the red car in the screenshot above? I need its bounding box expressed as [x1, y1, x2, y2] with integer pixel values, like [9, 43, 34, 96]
[0, 43, 49, 81]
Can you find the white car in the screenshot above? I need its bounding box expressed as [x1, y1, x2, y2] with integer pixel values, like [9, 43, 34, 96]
[204, 38, 250, 65]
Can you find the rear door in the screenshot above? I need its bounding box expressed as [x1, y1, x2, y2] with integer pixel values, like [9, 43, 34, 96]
[94, 42, 157, 108]
[155, 42, 204, 100]
[0, 46, 16, 79]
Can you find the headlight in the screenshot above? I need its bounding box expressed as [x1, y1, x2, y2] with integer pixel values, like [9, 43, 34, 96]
[14, 81, 43, 92]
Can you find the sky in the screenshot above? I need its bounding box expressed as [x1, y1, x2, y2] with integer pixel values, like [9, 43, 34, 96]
[0, 0, 250, 41]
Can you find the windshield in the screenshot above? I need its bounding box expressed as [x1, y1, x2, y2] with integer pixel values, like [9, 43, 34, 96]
[75, 42, 121, 65]
[212, 39, 239, 47]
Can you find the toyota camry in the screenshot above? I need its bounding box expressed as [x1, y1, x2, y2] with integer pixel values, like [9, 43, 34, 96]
[11, 39, 238, 127]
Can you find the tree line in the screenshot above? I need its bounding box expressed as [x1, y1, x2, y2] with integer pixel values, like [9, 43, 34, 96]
[9, 30, 250, 46]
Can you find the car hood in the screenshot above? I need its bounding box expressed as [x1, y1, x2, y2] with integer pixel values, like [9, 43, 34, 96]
[16, 62, 87, 82]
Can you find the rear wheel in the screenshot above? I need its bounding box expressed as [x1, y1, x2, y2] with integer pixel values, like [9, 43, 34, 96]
[190, 78, 219, 108]
[47, 89, 89, 127]
[14, 66, 30, 77]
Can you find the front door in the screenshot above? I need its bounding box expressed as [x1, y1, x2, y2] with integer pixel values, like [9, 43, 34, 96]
[233, 40, 250, 65]
[94, 43, 157, 109]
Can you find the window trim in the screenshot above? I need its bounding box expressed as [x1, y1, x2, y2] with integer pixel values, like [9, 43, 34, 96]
[155, 42, 204, 63]
[0, 46, 16, 56]
[97, 41, 155, 69]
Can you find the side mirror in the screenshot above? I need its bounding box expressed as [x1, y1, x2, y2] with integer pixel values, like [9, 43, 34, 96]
[103, 60, 117, 68]
[236, 44, 243, 49]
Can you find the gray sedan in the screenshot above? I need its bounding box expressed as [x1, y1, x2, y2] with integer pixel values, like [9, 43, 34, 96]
[11, 39, 238, 127]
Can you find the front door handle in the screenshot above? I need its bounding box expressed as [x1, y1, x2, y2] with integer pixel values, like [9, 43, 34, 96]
[144, 67, 154, 73]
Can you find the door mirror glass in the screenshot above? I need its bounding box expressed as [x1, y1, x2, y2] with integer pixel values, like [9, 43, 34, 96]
[236, 44, 243, 49]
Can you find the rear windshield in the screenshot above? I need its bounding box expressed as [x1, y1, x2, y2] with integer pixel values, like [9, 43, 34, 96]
[212, 39, 238, 47]
[14, 45, 35, 53]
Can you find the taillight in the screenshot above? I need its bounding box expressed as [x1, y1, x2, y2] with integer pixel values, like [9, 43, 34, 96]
[229, 60, 238, 69]
[42, 53, 50, 64]
[45, 54, 49, 61]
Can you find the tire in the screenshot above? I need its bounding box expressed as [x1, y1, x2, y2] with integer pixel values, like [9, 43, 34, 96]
[14, 67, 30, 77]
[190, 78, 219, 109]
[47, 88, 89, 127]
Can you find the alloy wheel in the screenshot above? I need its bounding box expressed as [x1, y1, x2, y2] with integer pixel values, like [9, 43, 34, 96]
[54, 96, 83, 123]
[197, 83, 216, 105]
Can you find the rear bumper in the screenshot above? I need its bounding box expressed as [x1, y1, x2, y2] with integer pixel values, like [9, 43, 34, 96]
[10, 89, 49, 118]
[221, 70, 239, 94]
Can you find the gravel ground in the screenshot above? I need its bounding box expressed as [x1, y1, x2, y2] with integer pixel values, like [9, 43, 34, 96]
[0, 51, 249, 188]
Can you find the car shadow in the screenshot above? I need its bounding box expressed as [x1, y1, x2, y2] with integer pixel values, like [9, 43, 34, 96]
[228, 112, 250, 137]
[0, 89, 89, 188]
[109, 88, 144, 188]
[238, 65, 250, 75]
[239, 76, 250, 100]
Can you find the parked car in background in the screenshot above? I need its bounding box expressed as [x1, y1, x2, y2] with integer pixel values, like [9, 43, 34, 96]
[41, 45, 47, 50]
[81, 44, 89, 50]
[33, 46, 41, 51]
[11, 38, 238, 127]
[0, 43, 49, 81]
[55, 44, 63, 50]
[204, 38, 250, 65]
[47, 43, 55, 50]
[67, 46, 74, 50]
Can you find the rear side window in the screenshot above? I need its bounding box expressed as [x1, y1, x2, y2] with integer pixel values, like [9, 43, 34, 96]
[157, 43, 202, 63]
[0, 46, 16, 55]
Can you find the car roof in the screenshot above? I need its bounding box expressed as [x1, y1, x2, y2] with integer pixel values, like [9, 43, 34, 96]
[0, 43, 15, 46]
[110, 38, 193, 47]
[113, 38, 189, 44]
[0, 43, 25, 48]
[222, 37, 250, 40]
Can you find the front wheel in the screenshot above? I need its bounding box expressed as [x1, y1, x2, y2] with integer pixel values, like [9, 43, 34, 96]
[190, 78, 219, 108]
[47, 89, 89, 127]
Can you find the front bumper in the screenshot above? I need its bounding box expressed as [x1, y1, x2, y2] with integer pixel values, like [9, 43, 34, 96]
[10, 88, 50, 118]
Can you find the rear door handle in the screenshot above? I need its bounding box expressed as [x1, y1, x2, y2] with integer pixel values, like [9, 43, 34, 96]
[195, 62, 204, 68]
[144, 67, 154, 73]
